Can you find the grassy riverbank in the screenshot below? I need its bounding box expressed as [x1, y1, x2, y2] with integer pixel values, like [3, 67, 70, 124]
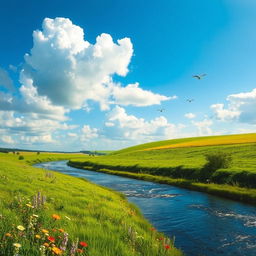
[0, 152, 183, 256]
[69, 133, 256, 204]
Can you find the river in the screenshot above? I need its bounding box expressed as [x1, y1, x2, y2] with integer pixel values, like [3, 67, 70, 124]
[34, 161, 256, 256]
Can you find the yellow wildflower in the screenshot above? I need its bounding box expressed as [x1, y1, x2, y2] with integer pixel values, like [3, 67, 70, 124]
[26, 203, 33, 208]
[35, 234, 41, 239]
[42, 229, 49, 234]
[17, 225, 25, 231]
[5, 233, 12, 237]
[52, 247, 62, 255]
[13, 243, 21, 248]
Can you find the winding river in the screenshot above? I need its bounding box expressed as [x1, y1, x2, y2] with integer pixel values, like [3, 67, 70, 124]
[35, 161, 256, 256]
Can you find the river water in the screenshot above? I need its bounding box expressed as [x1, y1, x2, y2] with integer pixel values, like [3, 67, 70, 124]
[34, 161, 256, 256]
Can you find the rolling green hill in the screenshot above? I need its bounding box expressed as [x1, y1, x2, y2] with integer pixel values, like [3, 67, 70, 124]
[112, 133, 256, 154]
[69, 133, 256, 204]
[0, 152, 182, 256]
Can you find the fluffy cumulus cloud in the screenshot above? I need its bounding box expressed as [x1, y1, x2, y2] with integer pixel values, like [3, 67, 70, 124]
[0, 17, 174, 149]
[21, 17, 169, 110]
[0, 110, 76, 147]
[192, 119, 213, 136]
[112, 83, 175, 106]
[103, 106, 182, 142]
[211, 88, 256, 124]
[81, 125, 98, 141]
[184, 113, 196, 119]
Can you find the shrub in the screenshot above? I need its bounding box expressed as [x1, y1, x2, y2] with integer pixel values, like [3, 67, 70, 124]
[198, 152, 232, 181]
[18, 155, 24, 160]
[204, 151, 232, 171]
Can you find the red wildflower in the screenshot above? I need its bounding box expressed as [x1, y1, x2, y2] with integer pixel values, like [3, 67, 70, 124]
[164, 245, 171, 250]
[79, 241, 88, 247]
[47, 236, 55, 242]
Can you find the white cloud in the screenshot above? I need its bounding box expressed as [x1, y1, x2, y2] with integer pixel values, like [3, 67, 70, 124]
[103, 106, 183, 142]
[112, 82, 173, 106]
[184, 113, 196, 119]
[0, 67, 14, 90]
[21, 17, 170, 110]
[20, 134, 54, 144]
[192, 119, 213, 136]
[81, 125, 98, 141]
[0, 73, 67, 122]
[67, 132, 77, 137]
[211, 88, 256, 124]
[0, 111, 76, 147]
[1, 135, 14, 144]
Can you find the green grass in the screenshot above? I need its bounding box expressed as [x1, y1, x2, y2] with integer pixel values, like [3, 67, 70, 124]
[0, 152, 183, 256]
[68, 133, 256, 204]
[112, 133, 256, 154]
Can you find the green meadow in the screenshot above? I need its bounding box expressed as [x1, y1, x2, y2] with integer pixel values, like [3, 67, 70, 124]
[69, 133, 256, 204]
[0, 152, 183, 256]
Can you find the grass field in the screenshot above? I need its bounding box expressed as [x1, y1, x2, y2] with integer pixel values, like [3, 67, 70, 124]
[69, 133, 256, 204]
[0, 152, 182, 256]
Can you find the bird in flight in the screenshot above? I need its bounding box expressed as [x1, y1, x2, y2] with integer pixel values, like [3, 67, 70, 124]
[186, 99, 194, 103]
[192, 74, 207, 80]
[157, 108, 165, 112]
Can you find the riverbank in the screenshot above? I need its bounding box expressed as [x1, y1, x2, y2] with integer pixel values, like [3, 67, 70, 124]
[0, 153, 183, 256]
[68, 160, 256, 205]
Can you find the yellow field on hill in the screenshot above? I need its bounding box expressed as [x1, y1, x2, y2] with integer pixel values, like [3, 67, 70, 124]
[143, 133, 256, 151]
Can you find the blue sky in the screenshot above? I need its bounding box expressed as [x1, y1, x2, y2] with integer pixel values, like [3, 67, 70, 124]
[0, 0, 256, 151]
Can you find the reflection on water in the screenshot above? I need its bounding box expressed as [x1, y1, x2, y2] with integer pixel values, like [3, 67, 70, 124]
[35, 161, 256, 256]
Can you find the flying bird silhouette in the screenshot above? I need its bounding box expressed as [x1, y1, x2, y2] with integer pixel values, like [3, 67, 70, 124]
[157, 108, 165, 112]
[192, 74, 207, 80]
[186, 99, 194, 103]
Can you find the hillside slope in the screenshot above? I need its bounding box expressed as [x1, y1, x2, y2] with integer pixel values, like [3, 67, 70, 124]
[0, 153, 182, 256]
[113, 133, 256, 155]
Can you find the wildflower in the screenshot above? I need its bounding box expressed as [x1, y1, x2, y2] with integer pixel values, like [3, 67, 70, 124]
[79, 241, 88, 247]
[76, 249, 83, 253]
[5, 233, 12, 237]
[60, 232, 68, 251]
[43, 242, 50, 247]
[48, 236, 55, 242]
[52, 247, 63, 255]
[52, 214, 61, 220]
[42, 229, 49, 234]
[65, 216, 71, 221]
[17, 225, 25, 231]
[158, 237, 164, 241]
[58, 229, 64, 233]
[33, 214, 39, 218]
[150, 227, 156, 231]
[164, 245, 171, 250]
[26, 203, 34, 208]
[13, 243, 22, 248]
[35, 234, 41, 239]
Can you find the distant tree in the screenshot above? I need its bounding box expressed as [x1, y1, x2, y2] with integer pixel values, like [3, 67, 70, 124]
[16, 152, 20, 155]
[37, 152, 40, 155]
[18, 155, 24, 160]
